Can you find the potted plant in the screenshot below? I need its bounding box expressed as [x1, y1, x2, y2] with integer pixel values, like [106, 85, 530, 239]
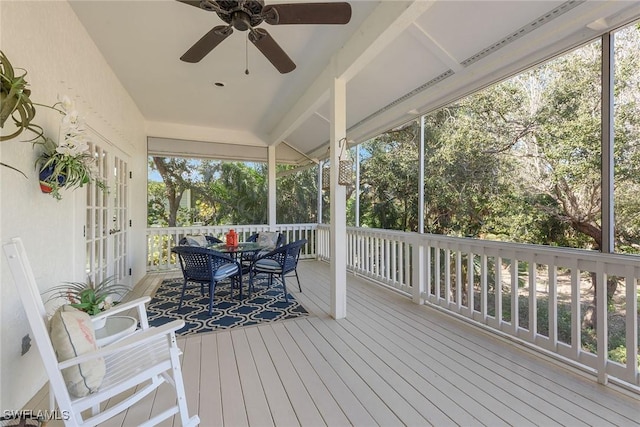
[45, 277, 130, 328]
[33, 95, 107, 200]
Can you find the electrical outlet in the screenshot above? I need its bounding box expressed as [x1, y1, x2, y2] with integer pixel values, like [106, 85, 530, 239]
[21, 334, 31, 355]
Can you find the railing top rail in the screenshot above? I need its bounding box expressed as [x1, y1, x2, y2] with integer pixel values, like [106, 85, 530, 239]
[148, 223, 317, 231]
[411, 231, 640, 266]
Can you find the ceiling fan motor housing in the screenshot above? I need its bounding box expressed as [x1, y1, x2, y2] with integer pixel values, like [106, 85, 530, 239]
[217, 0, 265, 30]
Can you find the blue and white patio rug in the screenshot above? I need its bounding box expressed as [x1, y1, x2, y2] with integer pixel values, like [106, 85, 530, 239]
[147, 277, 309, 336]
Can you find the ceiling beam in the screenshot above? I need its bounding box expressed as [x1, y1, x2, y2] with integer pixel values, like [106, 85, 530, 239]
[146, 120, 265, 146]
[267, 0, 435, 146]
[407, 23, 464, 73]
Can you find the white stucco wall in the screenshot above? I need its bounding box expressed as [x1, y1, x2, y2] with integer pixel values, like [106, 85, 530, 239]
[0, 1, 148, 410]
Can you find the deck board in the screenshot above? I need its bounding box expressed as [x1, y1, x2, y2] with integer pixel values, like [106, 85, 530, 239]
[282, 321, 379, 427]
[308, 271, 561, 426]
[269, 323, 351, 426]
[293, 319, 406, 427]
[230, 329, 275, 427]
[198, 334, 223, 426]
[345, 271, 637, 425]
[217, 332, 250, 427]
[25, 261, 640, 426]
[257, 325, 327, 426]
[244, 327, 300, 426]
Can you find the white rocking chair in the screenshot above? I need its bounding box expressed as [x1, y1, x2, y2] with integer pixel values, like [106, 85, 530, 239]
[3, 237, 200, 427]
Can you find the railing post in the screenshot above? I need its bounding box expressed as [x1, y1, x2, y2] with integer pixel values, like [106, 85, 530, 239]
[412, 234, 425, 304]
[596, 261, 609, 385]
[624, 265, 638, 382]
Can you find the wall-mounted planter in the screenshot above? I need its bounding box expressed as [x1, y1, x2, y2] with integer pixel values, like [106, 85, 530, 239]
[38, 164, 66, 194]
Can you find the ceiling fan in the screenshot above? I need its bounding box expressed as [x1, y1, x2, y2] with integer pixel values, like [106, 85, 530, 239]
[177, 0, 352, 73]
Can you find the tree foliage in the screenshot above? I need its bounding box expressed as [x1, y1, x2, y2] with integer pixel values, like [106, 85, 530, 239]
[148, 158, 320, 227]
[357, 28, 640, 257]
[277, 164, 320, 224]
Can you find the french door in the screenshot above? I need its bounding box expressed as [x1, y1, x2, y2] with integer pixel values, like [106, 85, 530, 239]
[85, 141, 130, 287]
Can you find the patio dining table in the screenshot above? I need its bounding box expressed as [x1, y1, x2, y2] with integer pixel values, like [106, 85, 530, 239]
[209, 241, 265, 274]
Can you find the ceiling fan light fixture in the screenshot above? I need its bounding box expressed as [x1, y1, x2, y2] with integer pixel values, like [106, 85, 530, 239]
[230, 10, 253, 31]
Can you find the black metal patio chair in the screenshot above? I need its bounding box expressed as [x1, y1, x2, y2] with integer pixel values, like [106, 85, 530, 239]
[171, 246, 242, 315]
[249, 238, 307, 301]
[241, 232, 286, 270]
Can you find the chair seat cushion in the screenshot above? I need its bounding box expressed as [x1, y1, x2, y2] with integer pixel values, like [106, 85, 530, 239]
[49, 305, 106, 397]
[254, 258, 281, 272]
[214, 263, 239, 280]
[185, 235, 207, 247]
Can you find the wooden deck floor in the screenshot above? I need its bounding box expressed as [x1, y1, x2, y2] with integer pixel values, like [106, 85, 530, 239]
[29, 260, 639, 426]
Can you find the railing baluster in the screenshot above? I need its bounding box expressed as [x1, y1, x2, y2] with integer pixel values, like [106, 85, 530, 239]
[510, 255, 518, 335]
[529, 261, 537, 342]
[624, 266, 638, 382]
[549, 262, 558, 349]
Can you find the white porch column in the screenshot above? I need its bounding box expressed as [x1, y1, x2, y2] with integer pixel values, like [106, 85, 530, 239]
[268, 145, 277, 229]
[413, 115, 426, 304]
[317, 161, 324, 224]
[419, 115, 425, 234]
[601, 33, 614, 254]
[355, 146, 360, 227]
[330, 76, 347, 319]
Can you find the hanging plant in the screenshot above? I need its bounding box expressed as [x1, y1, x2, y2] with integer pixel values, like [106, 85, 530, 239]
[0, 50, 41, 178]
[34, 96, 107, 200]
[0, 50, 41, 142]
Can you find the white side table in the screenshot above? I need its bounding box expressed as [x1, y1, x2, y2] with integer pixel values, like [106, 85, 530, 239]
[95, 316, 137, 347]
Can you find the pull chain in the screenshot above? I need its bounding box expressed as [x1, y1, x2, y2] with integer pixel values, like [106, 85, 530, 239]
[245, 35, 250, 75]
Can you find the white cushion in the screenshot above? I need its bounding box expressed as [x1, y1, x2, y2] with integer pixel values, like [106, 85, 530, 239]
[49, 305, 106, 397]
[214, 263, 239, 280]
[255, 258, 281, 272]
[257, 232, 278, 249]
[185, 235, 207, 246]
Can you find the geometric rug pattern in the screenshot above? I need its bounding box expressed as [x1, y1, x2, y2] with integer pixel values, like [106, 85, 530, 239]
[147, 277, 309, 336]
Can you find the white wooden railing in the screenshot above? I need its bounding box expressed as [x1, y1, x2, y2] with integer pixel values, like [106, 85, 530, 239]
[148, 224, 639, 390]
[147, 224, 317, 271]
[317, 225, 414, 294]
[412, 233, 640, 390]
[318, 225, 639, 391]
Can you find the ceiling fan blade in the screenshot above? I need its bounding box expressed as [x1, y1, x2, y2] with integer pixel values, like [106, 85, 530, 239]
[176, 0, 204, 10]
[263, 2, 352, 25]
[249, 28, 296, 74]
[180, 25, 233, 63]
[176, 0, 220, 12]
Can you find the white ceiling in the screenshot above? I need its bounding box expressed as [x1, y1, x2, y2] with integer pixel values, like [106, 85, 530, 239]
[69, 0, 640, 165]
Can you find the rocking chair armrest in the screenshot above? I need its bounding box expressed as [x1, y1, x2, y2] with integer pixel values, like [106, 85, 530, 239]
[57, 320, 185, 370]
[90, 296, 152, 329]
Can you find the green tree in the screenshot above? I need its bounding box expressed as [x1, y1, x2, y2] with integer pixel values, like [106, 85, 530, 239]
[277, 164, 319, 223]
[147, 180, 168, 226]
[359, 121, 420, 231]
[150, 157, 196, 227]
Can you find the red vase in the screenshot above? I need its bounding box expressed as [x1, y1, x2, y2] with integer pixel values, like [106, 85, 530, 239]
[226, 229, 238, 247]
